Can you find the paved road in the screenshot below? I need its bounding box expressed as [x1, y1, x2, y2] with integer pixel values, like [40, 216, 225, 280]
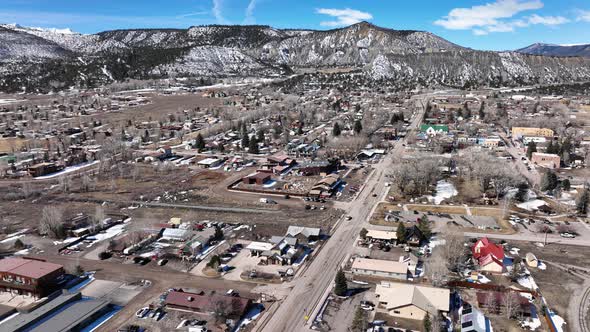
[498, 132, 541, 187]
[257, 95, 428, 332]
[462, 231, 590, 247]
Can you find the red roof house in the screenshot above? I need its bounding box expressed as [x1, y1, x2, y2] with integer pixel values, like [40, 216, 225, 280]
[472, 238, 505, 273]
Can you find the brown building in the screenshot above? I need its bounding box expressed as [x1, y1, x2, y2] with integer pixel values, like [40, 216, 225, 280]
[165, 290, 251, 319]
[0, 257, 65, 298]
[531, 152, 560, 169]
[242, 172, 271, 185]
[28, 162, 64, 177]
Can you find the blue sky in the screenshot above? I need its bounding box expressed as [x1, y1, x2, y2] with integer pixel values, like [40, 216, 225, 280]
[1, 0, 589, 50]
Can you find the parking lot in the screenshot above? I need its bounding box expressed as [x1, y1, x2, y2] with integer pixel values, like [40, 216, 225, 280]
[385, 210, 499, 230]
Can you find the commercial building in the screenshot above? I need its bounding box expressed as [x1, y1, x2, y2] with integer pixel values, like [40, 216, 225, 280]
[375, 282, 450, 321]
[0, 291, 112, 332]
[511, 127, 554, 139]
[531, 152, 560, 169]
[165, 290, 251, 319]
[0, 257, 65, 298]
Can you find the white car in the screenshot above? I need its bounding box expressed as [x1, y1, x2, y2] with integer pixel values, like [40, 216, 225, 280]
[560, 232, 576, 238]
[135, 307, 149, 318]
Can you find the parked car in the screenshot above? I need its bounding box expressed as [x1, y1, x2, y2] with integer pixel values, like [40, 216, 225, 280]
[135, 307, 149, 318]
[560, 232, 576, 238]
[157, 259, 168, 266]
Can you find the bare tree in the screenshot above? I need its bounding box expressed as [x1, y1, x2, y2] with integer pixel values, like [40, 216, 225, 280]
[502, 292, 521, 319]
[92, 206, 106, 232]
[426, 248, 449, 287]
[39, 206, 65, 239]
[59, 175, 72, 193]
[484, 293, 499, 315]
[438, 228, 469, 273]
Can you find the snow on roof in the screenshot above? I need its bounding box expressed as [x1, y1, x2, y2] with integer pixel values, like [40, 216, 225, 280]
[375, 281, 450, 312]
[366, 229, 397, 240]
[352, 258, 408, 274]
[245, 241, 275, 251]
[197, 158, 222, 165]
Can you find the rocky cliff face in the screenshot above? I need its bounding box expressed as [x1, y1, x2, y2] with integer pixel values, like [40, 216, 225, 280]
[0, 22, 589, 92]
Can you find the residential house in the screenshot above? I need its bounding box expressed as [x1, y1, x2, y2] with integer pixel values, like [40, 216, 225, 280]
[405, 226, 427, 247]
[420, 124, 449, 137]
[472, 237, 505, 273]
[356, 149, 386, 161]
[375, 282, 450, 321]
[310, 174, 341, 197]
[351, 258, 408, 280]
[460, 302, 493, 332]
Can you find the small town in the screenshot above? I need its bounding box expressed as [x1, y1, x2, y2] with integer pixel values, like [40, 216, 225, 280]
[1, 1, 590, 332]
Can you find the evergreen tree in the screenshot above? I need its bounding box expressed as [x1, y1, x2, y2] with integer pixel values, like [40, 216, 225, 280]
[353, 119, 363, 134]
[561, 179, 571, 191]
[423, 313, 432, 332]
[256, 129, 265, 143]
[478, 101, 485, 120]
[241, 133, 250, 149]
[334, 269, 348, 296]
[418, 215, 432, 239]
[576, 188, 590, 215]
[540, 170, 558, 191]
[351, 306, 365, 332]
[359, 228, 368, 240]
[213, 226, 224, 241]
[396, 222, 407, 243]
[526, 141, 537, 159]
[249, 137, 259, 154]
[195, 133, 206, 151]
[546, 140, 556, 154]
[332, 122, 342, 137]
[515, 182, 529, 202]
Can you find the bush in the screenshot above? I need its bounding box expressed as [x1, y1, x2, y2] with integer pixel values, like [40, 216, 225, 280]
[98, 251, 112, 260]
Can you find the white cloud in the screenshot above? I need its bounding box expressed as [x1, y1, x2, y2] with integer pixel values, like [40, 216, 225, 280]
[316, 8, 373, 27]
[435, 0, 570, 35]
[527, 14, 569, 25]
[212, 0, 227, 24]
[244, 0, 258, 24]
[576, 10, 590, 22]
[176, 11, 208, 19]
[434, 0, 543, 30]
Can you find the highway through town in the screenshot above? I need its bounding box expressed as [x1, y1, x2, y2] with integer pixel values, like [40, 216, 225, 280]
[257, 96, 428, 332]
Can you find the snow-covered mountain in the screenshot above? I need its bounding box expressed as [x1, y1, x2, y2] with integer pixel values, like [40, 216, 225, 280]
[517, 43, 590, 58]
[1, 22, 590, 92]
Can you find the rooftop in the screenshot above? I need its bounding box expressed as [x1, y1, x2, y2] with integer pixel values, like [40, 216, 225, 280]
[0, 258, 63, 279]
[375, 282, 450, 312]
[352, 258, 408, 274]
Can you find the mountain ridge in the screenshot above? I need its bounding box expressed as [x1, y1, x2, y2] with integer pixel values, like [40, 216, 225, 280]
[517, 42, 590, 58]
[0, 22, 589, 92]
